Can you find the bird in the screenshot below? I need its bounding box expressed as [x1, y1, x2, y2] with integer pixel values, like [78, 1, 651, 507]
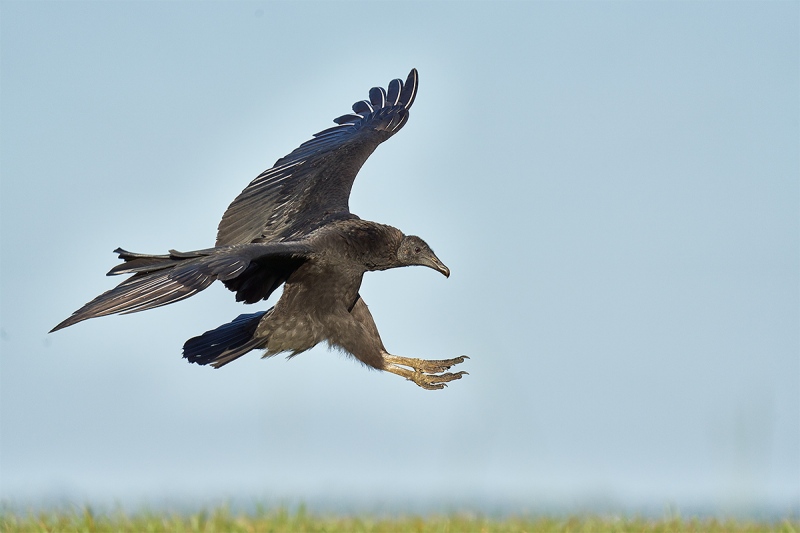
[51, 69, 467, 390]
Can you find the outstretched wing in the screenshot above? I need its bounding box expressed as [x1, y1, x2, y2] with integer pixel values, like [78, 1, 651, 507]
[50, 242, 312, 332]
[215, 69, 419, 246]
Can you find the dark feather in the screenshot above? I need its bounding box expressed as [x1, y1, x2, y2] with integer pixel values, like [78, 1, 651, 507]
[215, 69, 419, 247]
[369, 86, 386, 107]
[399, 69, 418, 109]
[183, 311, 269, 367]
[333, 113, 364, 125]
[386, 78, 401, 105]
[51, 242, 311, 331]
[50, 269, 214, 332]
[352, 100, 373, 115]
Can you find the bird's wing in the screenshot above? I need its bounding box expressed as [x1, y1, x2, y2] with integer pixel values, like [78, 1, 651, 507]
[215, 69, 419, 246]
[50, 242, 312, 332]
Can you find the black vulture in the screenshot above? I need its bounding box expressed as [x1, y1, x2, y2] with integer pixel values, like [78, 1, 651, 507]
[51, 69, 467, 390]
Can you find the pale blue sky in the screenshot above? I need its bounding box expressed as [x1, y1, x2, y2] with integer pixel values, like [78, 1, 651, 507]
[1, 0, 798, 515]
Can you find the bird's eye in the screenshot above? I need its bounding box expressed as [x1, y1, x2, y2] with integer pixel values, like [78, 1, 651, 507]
[414, 246, 421, 253]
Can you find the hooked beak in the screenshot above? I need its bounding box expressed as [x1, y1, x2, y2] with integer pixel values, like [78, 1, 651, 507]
[426, 254, 450, 278]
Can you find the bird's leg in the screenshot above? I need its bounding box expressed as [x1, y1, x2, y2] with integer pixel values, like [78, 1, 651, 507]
[346, 296, 467, 390]
[382, 353, 468, 390]
[385, 354, 468, 374]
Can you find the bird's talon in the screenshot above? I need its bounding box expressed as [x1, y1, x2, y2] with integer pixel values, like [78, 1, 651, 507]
[384, 353, 468, 389]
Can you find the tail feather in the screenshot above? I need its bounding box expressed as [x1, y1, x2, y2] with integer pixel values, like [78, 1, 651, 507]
[183, 310, 270, 368]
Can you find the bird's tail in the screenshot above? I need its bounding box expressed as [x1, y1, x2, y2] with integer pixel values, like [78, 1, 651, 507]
[183, 310, 271, 368]
[50, 247, 218, 332]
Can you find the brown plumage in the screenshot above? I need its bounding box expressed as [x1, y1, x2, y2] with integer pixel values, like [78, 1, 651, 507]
[51, 69, 467, 390]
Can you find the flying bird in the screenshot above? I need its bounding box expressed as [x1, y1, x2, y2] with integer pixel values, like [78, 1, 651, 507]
[51, 69, 467, 390]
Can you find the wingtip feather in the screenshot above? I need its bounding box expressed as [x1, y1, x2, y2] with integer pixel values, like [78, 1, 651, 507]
[369, 86, 387, 108]
[401, 68, 419, 110]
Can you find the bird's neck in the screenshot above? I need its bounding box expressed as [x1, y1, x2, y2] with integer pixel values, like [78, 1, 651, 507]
[327, 220, 403, 272]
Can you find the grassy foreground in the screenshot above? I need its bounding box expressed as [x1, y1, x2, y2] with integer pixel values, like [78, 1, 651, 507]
[1, 507, 798, 533]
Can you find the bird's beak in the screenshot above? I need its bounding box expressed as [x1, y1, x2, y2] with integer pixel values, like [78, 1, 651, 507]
[428, 254, 450, 278]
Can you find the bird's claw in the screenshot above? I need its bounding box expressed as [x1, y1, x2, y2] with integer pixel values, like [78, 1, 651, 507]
[411, 370, 468, 390]
[383, 354, 469, 390]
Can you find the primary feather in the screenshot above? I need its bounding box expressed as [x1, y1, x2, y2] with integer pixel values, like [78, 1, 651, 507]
[215, 69, 419, 246]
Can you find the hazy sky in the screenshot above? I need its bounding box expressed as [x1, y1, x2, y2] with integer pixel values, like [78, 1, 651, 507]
[1, 0, 798, 515]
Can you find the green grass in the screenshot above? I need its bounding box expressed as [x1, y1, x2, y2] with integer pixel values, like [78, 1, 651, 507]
[1, 507, 798, 533]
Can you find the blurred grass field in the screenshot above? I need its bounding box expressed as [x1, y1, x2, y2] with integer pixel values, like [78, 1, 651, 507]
[1, 507, 798, 533]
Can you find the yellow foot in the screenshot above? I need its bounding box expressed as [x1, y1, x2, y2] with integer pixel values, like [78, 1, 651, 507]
[383, 354, 469, 390]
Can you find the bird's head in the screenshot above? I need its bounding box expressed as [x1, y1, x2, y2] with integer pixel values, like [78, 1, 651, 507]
[396, 235, 450, 278]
